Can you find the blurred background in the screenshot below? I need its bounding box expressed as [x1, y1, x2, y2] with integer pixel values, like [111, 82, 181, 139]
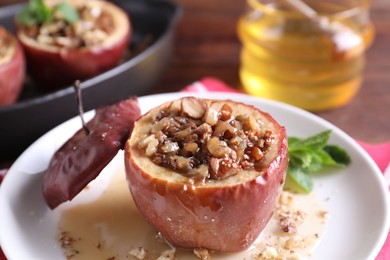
[1, 0, 389, 144]
[157, 0, 389, 144]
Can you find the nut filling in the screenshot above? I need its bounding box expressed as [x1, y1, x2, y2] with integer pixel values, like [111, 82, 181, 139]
[137, 97, 275, 180]
[0, 28, 13, 63]
[20, 2, 114, 49]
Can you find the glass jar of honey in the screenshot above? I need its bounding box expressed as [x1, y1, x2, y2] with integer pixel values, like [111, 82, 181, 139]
[237, 0, 374, 111]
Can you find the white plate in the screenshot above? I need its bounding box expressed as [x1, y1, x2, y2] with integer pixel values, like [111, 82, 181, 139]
[0, 92, 389, 260]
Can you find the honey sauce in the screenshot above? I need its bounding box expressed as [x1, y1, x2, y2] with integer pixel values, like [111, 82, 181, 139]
[58, 161, 328, 259]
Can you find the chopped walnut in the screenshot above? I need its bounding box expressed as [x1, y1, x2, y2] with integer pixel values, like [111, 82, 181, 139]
[181, 97, 206, 119]
[156, 248, 176, 260]
[0, 28, 13, 64]
[279, 213, 297, 233]
[128, 247, 147, 259]
[275, 192, 306, 234]
[193, 248, 212, 259]
[257, 246, 278, 259]
[284, 236, 308, 250]
[138, 98, 274, 180]
[278, 191, 294, 206]
[255, 240, 306, 260]
[278, 209, 306, 234]
[254, 191, 327, 260]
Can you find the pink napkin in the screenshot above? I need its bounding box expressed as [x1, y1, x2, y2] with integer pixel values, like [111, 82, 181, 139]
[0, 77, 389, 260]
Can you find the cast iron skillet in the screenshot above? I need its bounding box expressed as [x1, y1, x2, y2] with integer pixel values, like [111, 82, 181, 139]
[0, 0, 180, 159]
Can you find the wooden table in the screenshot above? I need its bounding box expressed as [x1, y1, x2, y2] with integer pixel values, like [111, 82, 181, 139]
[153, 0, 390, 144]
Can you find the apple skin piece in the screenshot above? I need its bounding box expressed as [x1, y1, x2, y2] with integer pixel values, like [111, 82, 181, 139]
[0, 27, 25, 106]
[16, 0, 131, 89]
[124, 98, 288, 253]
[43, 96, 140, 209]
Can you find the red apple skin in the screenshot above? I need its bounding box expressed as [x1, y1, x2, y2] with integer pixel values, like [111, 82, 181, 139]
[20, 33, 130, 89]
[0, 28, 25, 106]
[16, 1, 131, 90]
[124, 99, 288, 253]
[43, 97, 140, 209]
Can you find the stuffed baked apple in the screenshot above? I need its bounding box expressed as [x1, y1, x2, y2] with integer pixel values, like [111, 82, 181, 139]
[0, 27, 25, 106]
[15, 0, 131, 89]
[124, 97, 288, 252]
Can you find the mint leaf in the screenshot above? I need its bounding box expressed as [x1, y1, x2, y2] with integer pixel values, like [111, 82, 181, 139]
[54, 2, 79, 24]
[285, 167, 313, 193]
[310, 149, 339, 168]
[289, 150, 312, 168]
[286, 130, 350, 193]
[301, 149, 325, 172]
[324, 145, 351, 166]
[17, 0, 53, 25]
[17, 8, 37, 25]
[287, 136, 302, 145]
[289, 130, 331, 151]
[17, 0, 80, 25]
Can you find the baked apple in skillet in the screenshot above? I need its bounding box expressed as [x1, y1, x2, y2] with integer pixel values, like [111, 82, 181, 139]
[0, 27, 25, 106]
[15, 0, 131, 90]
[124, 97, 288, 252]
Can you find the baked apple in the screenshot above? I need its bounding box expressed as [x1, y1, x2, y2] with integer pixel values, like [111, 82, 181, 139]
[0, 27, 25, 106]
[15, 0, 131, 90]
[124, 97, 288, 252]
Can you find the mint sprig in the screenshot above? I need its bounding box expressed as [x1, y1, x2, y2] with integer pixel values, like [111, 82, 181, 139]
[285, 130, 351, 193]
[17, 0, 79, 26]
[18, 0, 52, 25]
[53, 2, 80, 24]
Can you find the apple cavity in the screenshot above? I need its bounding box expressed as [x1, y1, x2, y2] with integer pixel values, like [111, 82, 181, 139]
[125, 97, 288, 252]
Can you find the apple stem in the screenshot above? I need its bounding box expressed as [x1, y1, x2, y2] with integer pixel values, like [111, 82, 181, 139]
[73, 80, 90, 136]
